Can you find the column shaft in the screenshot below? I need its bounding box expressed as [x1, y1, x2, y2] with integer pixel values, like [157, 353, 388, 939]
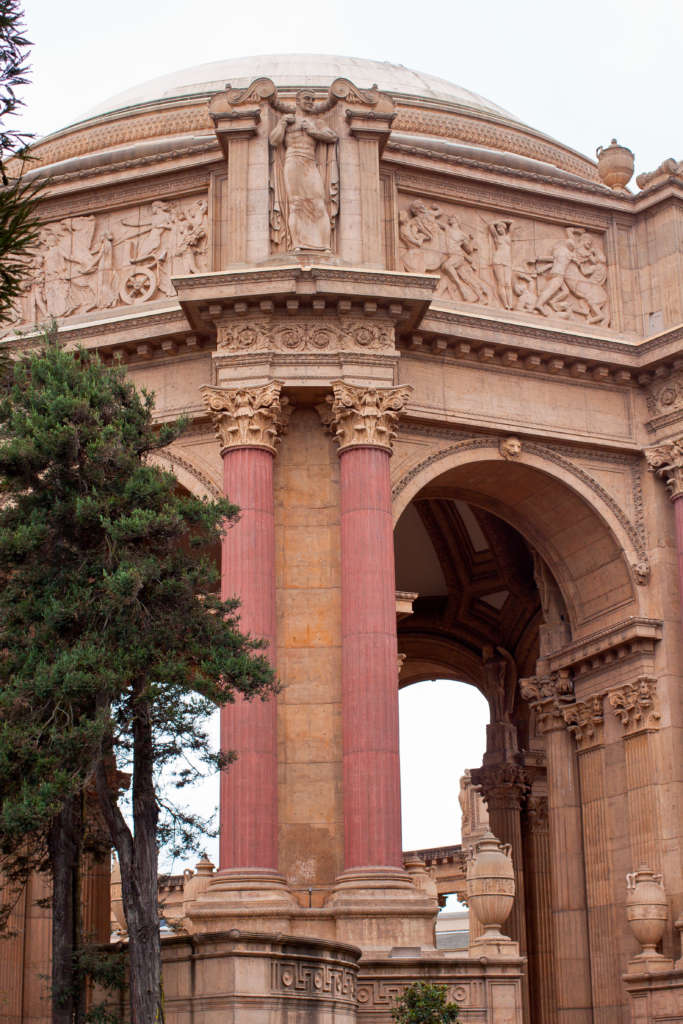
[219, 447, 278, 871]
[545, 725, 593, 1024]
[340, 445, 402, 869]
[675, 495, 683, 636]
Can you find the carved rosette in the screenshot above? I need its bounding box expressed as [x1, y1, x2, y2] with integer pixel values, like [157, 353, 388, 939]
[470, 763, 530, 811]
[319, 380, 412, 454]
[562, 694, 605, 751]
[217, 318, 394, 354]
[645, 439, 683, 500]
[201, 381, 291, 455]
[608, 677, 660, 734]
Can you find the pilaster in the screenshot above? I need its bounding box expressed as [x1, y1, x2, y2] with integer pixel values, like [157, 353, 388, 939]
[520, 673, 593, 1024]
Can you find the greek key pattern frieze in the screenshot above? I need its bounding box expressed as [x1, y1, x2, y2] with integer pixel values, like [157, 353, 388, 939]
[357, 979, 476, 1009]
[271, 960, 356, 1001]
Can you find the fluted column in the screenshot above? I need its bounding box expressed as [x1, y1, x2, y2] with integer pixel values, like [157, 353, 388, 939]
[524, 795, 557, 1024]
[563, 694, 623, 1024]
[321, 381, 411, 874]
[608, 678, 663, 872]
[201, 382, 289, 875]
[520, 675, 593, 1024]
[646, 440, 683, 635]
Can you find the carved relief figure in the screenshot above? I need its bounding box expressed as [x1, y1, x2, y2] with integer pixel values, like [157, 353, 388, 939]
[120, 200, 175, 301]
[398, 201, 610, 327]
[399, 202, 489, 304]
[174, 199, 209, 274]
[489, 219, 513, 309]
[441, 216, 489, 303]
[269, 90, 339, 252]
[4, 196, 211, 331]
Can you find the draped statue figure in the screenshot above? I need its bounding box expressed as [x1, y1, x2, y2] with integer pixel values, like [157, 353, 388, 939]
[269, 89, 339, 253]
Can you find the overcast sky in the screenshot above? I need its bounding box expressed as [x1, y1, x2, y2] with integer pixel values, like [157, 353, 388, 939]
[15, 0, 676, 879]
[18, 0, 682, 179]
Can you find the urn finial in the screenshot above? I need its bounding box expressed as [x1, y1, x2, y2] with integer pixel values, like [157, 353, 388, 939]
[596, 139, 634, 190]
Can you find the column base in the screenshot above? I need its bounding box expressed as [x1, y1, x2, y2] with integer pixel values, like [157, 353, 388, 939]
[184, 868, 297, 934]
[325, 866, 438, 950]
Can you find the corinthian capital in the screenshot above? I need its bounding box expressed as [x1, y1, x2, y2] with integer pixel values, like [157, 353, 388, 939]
[201, 381, 290, 455]
[608, 677, 660, 734]
[470, 762, 530, 810]
[519, 671, 574, 734]
[563, 694, 605, 751]
[645, 439, 683, 500]
[319, 380, 412, 453]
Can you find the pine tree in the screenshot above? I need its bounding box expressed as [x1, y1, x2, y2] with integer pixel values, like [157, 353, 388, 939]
[0, 337, 275, 1023]
[0, 0, 41, 323]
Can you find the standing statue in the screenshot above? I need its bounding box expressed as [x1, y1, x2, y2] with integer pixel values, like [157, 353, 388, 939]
[269, 90, 339, 252]
[489, 219, 514, 309]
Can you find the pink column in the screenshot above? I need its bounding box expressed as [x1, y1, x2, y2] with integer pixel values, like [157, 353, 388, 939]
[219, 446, 278, 871]
[340, 445, 403, 869]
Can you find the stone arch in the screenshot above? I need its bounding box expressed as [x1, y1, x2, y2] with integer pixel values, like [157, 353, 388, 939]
[147, 446, 222, 500]
[392, 438, 644, 634]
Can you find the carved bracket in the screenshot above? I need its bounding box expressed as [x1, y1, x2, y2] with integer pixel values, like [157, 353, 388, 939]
[201, 381, 291, 454]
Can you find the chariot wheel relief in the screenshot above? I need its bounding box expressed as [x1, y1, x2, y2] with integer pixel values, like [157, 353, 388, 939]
[120, 266, 156, 304]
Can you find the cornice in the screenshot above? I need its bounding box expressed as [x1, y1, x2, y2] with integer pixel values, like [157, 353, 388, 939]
[547, 617, 662, 678]
[1, 306, 211, 365]
[385, 140, 617, 202]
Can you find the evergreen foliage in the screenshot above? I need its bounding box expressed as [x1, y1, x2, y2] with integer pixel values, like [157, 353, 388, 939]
[0, 1, 41, 323]
[0, 336, 276, 1022]
[391, 981, 460, 1024]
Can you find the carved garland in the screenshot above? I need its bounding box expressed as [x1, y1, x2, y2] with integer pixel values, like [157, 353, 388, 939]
[391, 434, 649, 583]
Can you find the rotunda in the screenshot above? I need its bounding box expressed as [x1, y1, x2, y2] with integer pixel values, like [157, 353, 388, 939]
[3, 53, 683, 1024]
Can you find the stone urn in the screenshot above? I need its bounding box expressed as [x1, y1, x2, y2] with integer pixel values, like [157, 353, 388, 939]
[626, 866, 668, 960]
[466, 830, 515, 941]
[596, 139, 634, 190]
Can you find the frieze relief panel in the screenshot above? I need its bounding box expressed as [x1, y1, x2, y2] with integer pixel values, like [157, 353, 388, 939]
[216, 316, 394, 353]
[398, 196, 611, 327]
[5, 196, 209, 331]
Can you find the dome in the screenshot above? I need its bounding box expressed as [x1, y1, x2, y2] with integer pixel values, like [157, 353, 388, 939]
[76, 53, 521, 128]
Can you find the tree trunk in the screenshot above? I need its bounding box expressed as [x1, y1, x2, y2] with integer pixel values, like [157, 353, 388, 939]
[47, 792, 82, 1024]
[96, 696, 162, 1024]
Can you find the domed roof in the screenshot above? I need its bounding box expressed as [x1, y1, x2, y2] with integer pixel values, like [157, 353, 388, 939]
[78, 53, 521, 127]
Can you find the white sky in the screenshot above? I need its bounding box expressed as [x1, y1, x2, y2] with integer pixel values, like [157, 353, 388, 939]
[17, 0, 683, 179]
[16, 0, 674, 878]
